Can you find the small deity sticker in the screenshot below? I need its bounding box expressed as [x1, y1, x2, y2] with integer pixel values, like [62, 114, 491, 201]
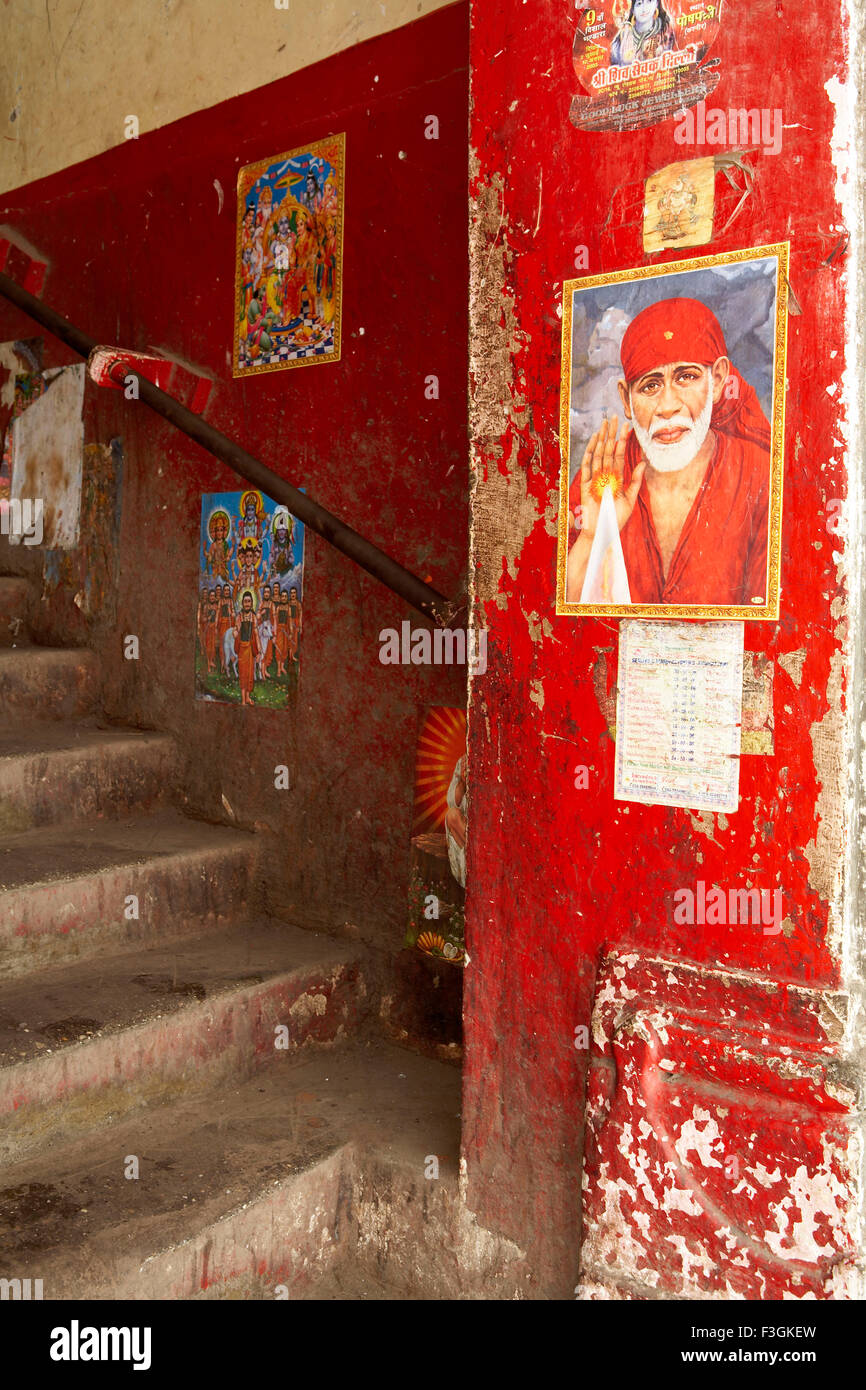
[233, 134, 344, 376]
[570, 1, 724, 134]
[196, 490, 305, 707]
[644, 157, 715, 253]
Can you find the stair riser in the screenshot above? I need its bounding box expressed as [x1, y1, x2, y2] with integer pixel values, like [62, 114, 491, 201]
[0, 962, 368, 1165]
[38, 1150, 527, 1301]
[131, 1150, 353, 1300]
[0, 580, 32, 647]
[0, 847, 259, 980]
[0, 652, 98, 720]
[0, 741, 177, 832]
[24, 1148, 353, 1301]
[353, 1155, 529, 1298]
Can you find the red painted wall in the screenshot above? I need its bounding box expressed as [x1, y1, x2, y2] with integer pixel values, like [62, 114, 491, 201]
[0, 6, 470, 956]
[1, 0, 857, 1299]
[464, 1, 855, 1295]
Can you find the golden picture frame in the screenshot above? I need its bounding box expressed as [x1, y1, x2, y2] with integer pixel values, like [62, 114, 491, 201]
[556, 242, 789, 621]
[233, 133, 345, 378]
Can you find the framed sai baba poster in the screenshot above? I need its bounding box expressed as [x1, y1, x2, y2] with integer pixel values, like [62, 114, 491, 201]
[556, 243, 788, 622]
[233, 133, 345, 377]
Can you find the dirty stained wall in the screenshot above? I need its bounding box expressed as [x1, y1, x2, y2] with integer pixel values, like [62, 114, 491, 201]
[464, 0, 862, 1297]
[0, 0, 457, 194]
[0, 5, 470, 960]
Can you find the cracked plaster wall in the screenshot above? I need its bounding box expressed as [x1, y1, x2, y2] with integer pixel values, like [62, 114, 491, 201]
[462, 0, 862, 1297]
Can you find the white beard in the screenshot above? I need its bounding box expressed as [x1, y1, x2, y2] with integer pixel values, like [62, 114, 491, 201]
[631, 378, 714, 474]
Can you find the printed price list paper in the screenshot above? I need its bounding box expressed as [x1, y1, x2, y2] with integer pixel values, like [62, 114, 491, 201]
[614, 620, 744, 812]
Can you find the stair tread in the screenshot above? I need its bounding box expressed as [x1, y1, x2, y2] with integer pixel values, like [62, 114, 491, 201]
[0, 645, 95, 661]
[0, 809, 251, 892]
[0, 919, 357, 1068]
[0, 722, 173, 759]
[0, 1041, 460, 1295]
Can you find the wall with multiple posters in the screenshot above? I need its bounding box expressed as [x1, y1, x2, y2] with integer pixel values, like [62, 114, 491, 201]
[465, 0, 859, 1297]
[234, 137, 345, 377]
[196, 491, 305, 708]
[0, 4, 470, 951]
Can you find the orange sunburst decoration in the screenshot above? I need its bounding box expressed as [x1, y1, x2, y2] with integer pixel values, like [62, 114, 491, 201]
[413, 707, 467, 835]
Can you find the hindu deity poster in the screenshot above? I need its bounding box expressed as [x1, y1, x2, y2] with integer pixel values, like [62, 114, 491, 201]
[233, 134, 344, 377]
[405, 707, 467, 967]
[196, 490, 305, 707]
[557, 243, 788, 622]
[570, 1, 724, 133]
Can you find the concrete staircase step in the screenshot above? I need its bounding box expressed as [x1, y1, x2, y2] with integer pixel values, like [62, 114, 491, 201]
[0, 723, 176, 831]
[0, 577, 32, 646]
[0, 811, 259, 978]
[0, 1043, 460, 1300]
[0, 646, 98, 720]
[0, 921, 371, 1166]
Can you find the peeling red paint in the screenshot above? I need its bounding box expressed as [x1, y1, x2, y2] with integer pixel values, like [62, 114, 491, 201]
[464, 0, 857, 1297]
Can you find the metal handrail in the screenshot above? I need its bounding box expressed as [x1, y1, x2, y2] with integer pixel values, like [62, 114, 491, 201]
[0, 270, 460, 626]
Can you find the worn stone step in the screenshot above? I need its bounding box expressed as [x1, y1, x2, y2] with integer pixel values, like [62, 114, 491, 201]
[0, 811, 258, 978]
[0, 1042, 468, 1300]
[0, 577, 32, 647]
[0, 921, 371, 1167]
[0, 723, 177, 832]
[0, 646, 98, 720]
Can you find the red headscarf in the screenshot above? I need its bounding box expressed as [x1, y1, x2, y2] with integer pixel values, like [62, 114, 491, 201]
[620, 297, 771, 455]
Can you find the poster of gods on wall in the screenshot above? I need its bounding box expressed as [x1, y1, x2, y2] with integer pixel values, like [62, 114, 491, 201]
[570, 1, 724, 132]
[405, 707, 467, 967]
[233, 134, 344, 376]
[196, 490, 305, 708]
[556, 243, 789, 621]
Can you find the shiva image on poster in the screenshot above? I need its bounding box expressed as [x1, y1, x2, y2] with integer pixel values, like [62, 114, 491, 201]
[234, 133, 344, 377]
[557, 243, 788, 621]
[570, 1, 724, 133]
[196, 489, 305, 707]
